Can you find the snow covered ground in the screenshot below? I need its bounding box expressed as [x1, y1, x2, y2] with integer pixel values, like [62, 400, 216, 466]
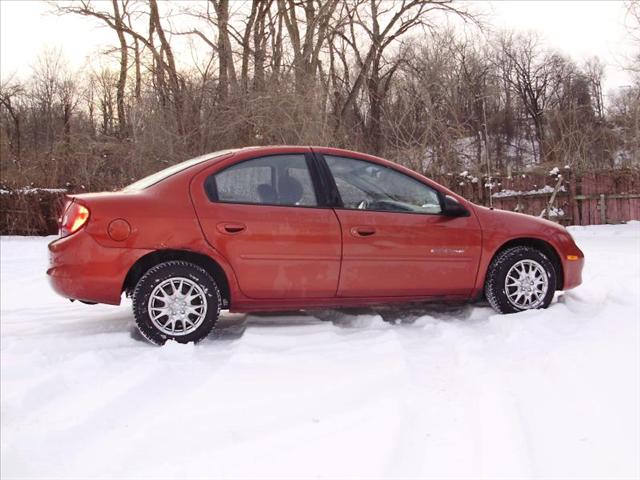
[1, 223, 639, 480]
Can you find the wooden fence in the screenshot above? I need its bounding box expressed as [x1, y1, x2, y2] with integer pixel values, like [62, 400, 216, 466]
[435, 169, 640, 226]
[1, 169, 639, 235]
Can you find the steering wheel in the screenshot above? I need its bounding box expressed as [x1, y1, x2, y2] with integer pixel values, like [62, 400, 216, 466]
[357, 199, 370, 210]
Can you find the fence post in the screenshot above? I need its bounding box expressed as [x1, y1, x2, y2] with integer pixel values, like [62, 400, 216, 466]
[543, 175, 564, 219]
[599, 193, 607, 224]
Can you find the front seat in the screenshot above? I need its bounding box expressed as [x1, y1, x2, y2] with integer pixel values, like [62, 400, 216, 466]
[277, 174, 304, 205]
[257, 183, 277, 204]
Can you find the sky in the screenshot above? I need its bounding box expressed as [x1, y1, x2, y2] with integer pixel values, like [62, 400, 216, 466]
[0, 0, 636, 95]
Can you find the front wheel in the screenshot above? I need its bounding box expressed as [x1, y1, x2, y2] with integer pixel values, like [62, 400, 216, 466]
[132, 260, 221, 345]
[485, 246, 557, 314]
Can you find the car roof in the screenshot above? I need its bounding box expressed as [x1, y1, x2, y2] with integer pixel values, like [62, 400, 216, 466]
[227, 145, 389, 162]
[213, 145, 411, 175]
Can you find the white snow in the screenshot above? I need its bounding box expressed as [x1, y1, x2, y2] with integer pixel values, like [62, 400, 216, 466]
[0, 187, 67, 195]
[493, 184, 567, 198]
[540, 207, 566, 218]
[549, 167, 560, 176]
[1, 223, 639, 480]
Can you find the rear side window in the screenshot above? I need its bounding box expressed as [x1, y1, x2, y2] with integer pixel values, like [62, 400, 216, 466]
[207, 155, 318, 207]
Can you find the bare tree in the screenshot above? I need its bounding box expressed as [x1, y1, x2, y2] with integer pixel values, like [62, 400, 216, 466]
[0, 0, 632, 206]
[584, 57, 605, 120]
[625, 0, 640, 75]
[498, 32, 565, 162]
[332, 0, 473, 155]
[0, 77, 24, 161]
[277, 0, 341, 94]
[55, 0, 130, 137]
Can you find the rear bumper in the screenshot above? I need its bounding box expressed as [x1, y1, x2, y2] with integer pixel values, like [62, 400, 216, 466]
[47, 231, 150, 305]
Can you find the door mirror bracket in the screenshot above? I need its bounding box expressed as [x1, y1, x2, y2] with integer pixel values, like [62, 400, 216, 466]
[442, 195, 469, 217]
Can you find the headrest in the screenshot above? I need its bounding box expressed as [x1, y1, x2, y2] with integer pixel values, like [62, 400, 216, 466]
[278, 174, 304, 205]
[257, 183, 277, 203]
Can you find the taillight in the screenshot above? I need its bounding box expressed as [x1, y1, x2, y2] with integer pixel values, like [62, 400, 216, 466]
[59, 202, 90, 237]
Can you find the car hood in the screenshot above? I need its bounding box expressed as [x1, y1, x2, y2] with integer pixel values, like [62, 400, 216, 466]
[472, 204, 567, 236]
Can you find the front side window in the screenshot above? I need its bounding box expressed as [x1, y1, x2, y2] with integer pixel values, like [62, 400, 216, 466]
[324, 155, 442, 214]
[208, 155, 318, 207]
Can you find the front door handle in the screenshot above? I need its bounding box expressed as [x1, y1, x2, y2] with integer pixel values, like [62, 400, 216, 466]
[350, 226, 376, 237]
[217, 222, 246, 234]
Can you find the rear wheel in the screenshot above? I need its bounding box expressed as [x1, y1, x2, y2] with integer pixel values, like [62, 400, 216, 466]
[132, 261, 221, 345]
[485, 246, 556, 314]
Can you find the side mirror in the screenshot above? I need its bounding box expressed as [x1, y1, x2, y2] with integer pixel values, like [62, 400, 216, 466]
[442, 195, 469, 217]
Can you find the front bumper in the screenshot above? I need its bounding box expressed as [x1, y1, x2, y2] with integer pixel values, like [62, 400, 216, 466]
[557, 235, 585, 290]
[562, 255, 584, 290]
[47, 231, 150, 305]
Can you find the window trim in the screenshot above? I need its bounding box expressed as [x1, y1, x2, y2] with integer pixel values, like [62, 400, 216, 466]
[316, 153, 447, 216]
[204, 152, 331, 209]
[311, 150, 342, 207]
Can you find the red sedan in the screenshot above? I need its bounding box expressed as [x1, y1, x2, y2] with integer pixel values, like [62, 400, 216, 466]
[48, 146, 584, 345]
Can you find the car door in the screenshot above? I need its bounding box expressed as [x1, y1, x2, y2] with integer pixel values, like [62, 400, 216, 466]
[320, 154, 482, 298]
[191, 152, 342, 299]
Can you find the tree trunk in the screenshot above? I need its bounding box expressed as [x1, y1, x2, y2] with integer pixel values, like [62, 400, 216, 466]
[367, 58, 383, 155]
[112, 0, 128, 138]
[532, 113, 546, 162]
[212, 0, 237, 101]
[149, 0, 185, 139]
[253, 1, 270, 92]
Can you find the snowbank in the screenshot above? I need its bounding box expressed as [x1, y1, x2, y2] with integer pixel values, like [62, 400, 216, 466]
[492, 184, 567, 198]
[0, 187, 67, 195]
[1, 224, 639, 479]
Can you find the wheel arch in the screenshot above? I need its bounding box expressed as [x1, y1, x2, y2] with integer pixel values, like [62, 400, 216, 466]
[489, 237, 564, 290]
[122, 249, 231, 307]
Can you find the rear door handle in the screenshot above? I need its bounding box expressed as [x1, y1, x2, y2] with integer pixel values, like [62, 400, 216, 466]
[350, 226, 376, 237]
[217, 222, 246, 234]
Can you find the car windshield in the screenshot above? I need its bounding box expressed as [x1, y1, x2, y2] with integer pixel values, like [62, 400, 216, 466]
[122, 150, 235, 192]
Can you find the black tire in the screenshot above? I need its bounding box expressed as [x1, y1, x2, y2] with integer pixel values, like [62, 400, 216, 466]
[485, 246, 557, 314]
[132, 260, 221, 345]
